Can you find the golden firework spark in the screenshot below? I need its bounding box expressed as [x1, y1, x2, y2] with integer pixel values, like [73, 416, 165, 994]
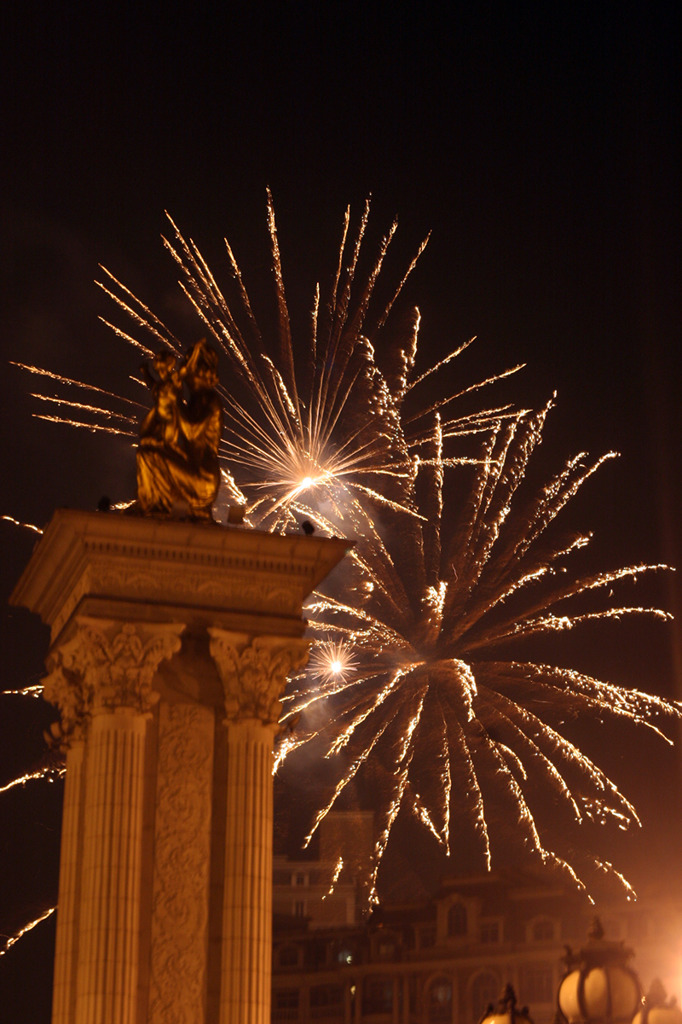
[1, 514, 43, 536]
[0, 767, 64, 795]
[0, 907, 57, 958]
[279, 402, 679, 901]
[2, 685, 43, 698]
[16, 196, 521, 538]
[307, 641, 359, 686]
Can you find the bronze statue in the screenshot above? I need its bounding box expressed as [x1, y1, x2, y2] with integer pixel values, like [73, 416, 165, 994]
[136, 339, 223, 520]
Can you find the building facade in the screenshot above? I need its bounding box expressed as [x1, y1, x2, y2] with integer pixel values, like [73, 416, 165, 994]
[272, 833, 682, 1024]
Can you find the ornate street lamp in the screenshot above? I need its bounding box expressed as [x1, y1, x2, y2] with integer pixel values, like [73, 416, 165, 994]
[558, 919, 642, 1024]
[633, 981, 682, 1024]
[479, 984, 534, 1024]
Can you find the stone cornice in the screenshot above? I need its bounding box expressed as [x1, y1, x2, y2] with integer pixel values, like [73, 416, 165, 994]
[209, 630, 309, 725]
[11, 509, 350, 640]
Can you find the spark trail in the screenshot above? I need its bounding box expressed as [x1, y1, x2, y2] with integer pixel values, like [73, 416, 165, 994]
[17, 196, 522, 538]
[0, 907, 57, 958]
[280, 402, 679, 902]
[0, 767, 64, 795]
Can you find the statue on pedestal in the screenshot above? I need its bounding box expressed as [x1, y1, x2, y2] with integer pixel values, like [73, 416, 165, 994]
[136, 338, 223, 520]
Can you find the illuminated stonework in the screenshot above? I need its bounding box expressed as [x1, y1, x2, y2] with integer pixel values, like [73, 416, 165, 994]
[11, 508, 348, 1024]
[210, 630, 309, 723]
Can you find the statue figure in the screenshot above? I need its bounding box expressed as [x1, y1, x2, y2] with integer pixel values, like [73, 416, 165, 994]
[139, 349, 184, 453]
[136, 339, 223, 520]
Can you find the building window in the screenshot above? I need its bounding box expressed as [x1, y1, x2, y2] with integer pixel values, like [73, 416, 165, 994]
[480, 920, 500, 944]
[522, 964, 554, 1004]
[311, 984, 344, 1020]
[531, 918, 555, 942]
[427, 977, 453, 1023]
[471, 971, 502, 1020]
[447, 902, 467, 936]
[273, 988, 299, 1022]
[362, 977, 394, 1014]
[337, 946, 354, 965]
[293, 900, 306, 917]
[278, 945, 300, 967]
[375, 932, 398, 960]
[294, 872, 307, 887]
[304, 940, 328, 968]
[420, 926, 437, 948]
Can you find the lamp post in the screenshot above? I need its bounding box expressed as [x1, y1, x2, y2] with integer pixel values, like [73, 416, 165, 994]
[558, 919, 642, 1024]
[479, 984, 534, 1024]
[634, 981, 682, 1024]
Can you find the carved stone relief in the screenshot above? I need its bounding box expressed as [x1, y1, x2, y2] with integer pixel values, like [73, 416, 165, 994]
[208, 630, 309, 724]
[89, 563, 299, 615]
[48, 618, 184, 718]
[42, 656, 89, 748]
[148, 702, 214, 1024]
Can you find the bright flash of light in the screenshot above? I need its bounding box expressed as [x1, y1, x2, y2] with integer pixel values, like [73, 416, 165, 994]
[307, 641, 359, 686]
[278, 401, 679, 901]
[2, 685, 43, 698]
[0, 907, 57, 957]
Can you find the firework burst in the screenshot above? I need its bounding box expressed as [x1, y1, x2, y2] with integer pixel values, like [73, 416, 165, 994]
[6, 199, 678, 912]
[307, 640, 360, 686]
[15, 195, 521, 538]
[280, 401, 679, 903]
[5, 198, 528, 919]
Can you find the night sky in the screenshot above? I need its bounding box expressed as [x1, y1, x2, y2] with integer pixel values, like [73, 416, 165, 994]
[1, 4, 679, 1019]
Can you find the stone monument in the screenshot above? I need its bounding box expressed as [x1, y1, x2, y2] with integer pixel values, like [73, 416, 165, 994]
[11, 341, 349, 1024]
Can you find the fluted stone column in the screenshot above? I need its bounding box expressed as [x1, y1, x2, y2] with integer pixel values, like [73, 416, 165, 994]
[209, 630, 309, 1024]
[51, 737, 85, 1024]
[44, 659, 86, 1024]
[57, 618, 183, 1024]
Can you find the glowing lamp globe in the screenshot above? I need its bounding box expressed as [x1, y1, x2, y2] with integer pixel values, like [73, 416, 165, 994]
[633, 981, 682, 1024]
[479, 985, 534, 1024]
[558, 920, 642, 1024]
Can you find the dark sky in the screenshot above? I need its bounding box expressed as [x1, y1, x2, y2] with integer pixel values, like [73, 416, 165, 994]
[0, 3, 679, 1019]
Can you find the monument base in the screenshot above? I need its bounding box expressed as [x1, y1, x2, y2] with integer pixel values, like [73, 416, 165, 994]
[12, 509, 349, 1024]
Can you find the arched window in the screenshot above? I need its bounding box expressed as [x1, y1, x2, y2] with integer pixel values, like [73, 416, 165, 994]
[447, 901, 467, 936]
[471, 971, 501, 1021]
[335, 943, 355, 965]
[531, 918, 555, 942]
[427, 976, 453, 1023]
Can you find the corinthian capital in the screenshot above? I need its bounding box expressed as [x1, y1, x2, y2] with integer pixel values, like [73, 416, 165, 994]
[208, 630, 309, 724]
[42, 654, 89, 747]
[57, 618, 185, 714]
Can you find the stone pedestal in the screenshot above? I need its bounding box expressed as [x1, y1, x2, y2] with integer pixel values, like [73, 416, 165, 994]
[12, 509, 348, 1024]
